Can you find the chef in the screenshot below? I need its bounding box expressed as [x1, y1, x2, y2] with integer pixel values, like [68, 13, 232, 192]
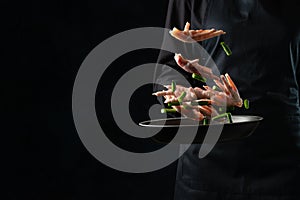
[155, 0, 300, 199]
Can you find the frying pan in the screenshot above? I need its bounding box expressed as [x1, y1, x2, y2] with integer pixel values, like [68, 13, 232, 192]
[139, 115, 263, 144]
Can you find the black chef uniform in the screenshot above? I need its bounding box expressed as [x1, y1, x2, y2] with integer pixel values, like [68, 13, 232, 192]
[155, 0, 300, 199]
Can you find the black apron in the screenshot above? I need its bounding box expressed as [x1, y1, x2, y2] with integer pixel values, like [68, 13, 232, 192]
[155, 0, 300, 199]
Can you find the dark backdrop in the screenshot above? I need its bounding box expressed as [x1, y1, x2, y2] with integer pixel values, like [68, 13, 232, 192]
[10, 0, 179, 199]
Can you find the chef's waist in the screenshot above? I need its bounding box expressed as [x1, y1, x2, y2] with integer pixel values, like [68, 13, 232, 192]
[233, 92, 300, 117]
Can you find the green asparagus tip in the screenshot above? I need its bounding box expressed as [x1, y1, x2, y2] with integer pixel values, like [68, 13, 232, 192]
[191, 100, 210, 106]
[203, 118, 208, 125]
[177, 91, 187, 103]
[227, 112, 233, 123]
[192, 73, 207, 83]
[244, 99, 250, 109]
[212, 112, 233, 123]
[161, 108, 177, 114]
[171, 80, 176, 92]
[168, 101, 181, 107]
[220, 41, 232, 56]
[212, 113, 227, 121]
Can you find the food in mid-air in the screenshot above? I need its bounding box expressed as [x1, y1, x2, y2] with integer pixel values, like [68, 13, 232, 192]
[153, 22, 247, 123]
[169, 22, 226, 43]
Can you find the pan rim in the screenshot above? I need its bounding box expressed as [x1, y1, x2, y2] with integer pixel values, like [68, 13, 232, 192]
[139, 115, 264, 128]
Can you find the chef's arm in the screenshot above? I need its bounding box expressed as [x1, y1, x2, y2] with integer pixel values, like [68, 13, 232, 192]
[295, 32, 300, 107]
[290, 29, 300, 107]
[296, 59, 300, 104]
[297, 49, 300, 107]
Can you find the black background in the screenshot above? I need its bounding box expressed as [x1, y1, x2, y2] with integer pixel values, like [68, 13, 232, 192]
[10, 0, 180, 199]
